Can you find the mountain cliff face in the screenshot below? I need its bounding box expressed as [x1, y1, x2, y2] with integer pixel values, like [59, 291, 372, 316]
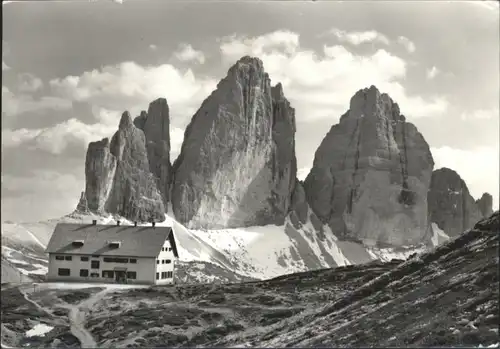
[78, 112, 165, 222]
[476, 192, 493, 218]
[133, 98, 172, 206]
[427, 168, 484, 237]
[303, 86, 435, 246]
[171, 56, 298, 229]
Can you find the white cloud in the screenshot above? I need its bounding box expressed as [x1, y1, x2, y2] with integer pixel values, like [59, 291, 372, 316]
[18, 73, 44, 93]
[297, 167, 311, 181]
[170, 126, 185, 161]
[431, 146, 499, 210]
[2, 171, 82, 222]
[2, 61, 10, 71]
[219, 31, 447, 122]
[328, 28, 390, 46]
[2, 117, 118, 155]
[426, 66, 439, 80]
[4, 60, 216, 156]
[174, 44, 206, 64]
[49, 61, 217, 126]
[2, 85, 72, 117]
[460, 108, 499, 121]
[397, 36, 416, 53]
[149, 44, 157, 51]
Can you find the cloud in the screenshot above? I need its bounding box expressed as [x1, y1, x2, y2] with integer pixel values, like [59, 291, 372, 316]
[219, 31, 448, 122]
[4, 60, 216, 157]
[431, 146, 499, 210]
[426, 66, 439, 80]
[297, 167, 311, 181]
[2, 115, 118, 156]
[149, 44, 157, 51]
[18, 73, 44, 93]
[2, 85, 72, 117]
[327, 28, 390, 46]
[397, 36, 416, 53]
[49, 61, 217, 126]
[2, 170, 82, 221]
[460, 107, 499, 121]
[2, 61, 10, 71]
[174, 44, 206, 64]
[170, 126, 185, 161]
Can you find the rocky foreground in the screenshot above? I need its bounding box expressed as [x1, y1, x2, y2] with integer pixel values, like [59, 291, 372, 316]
[1, 212, 498, 348]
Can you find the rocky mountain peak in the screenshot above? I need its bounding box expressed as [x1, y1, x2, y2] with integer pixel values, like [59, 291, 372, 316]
[476, 193, 493, 217]
[77, 101, 167, 222]
[427, 167, 483, 237]
[171, 55, 298, 229]
[304, 85, 434, 246]
[118, 111, 134, 130]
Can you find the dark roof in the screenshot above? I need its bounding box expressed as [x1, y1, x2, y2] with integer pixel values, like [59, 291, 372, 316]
[45, 223, 179, 258]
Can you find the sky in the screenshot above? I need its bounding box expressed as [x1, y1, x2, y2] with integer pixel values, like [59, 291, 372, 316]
[2, 0, 499, 222]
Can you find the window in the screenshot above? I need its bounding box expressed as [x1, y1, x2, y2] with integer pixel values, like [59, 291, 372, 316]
[161, 272, 166, 279]
[161, 247, 164, 251]
[157, 260, 160, 264]
[129, 259, 137, 264]
[80, 269, 89, 277]
[165, 259, 171, 264]
[64, 256, 72, 261]
[126, 271, 137, 279]
[81, 256, 89, 261]
[169, 248, 172, 251]
[102, 270, 114, 278]
[167, 271, 173, 278]
[162, 260, 165, 264]
[103, 257, 128, 263]
[91, 260, 100, 269]
[156, 272, 159, 280]
[55, 255, 65, 261]
[58, 268, 70, 276]
[90, 273, 99, 278]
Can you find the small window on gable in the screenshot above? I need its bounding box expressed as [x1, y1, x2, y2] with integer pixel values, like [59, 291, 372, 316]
[162, 260, 165, 264]
[165, 259, 171, 264]
[169, 248, 172, 252]
[157, 260, 160, 264]
[72, 240, 84, 247]
[161, 247, 164, 251]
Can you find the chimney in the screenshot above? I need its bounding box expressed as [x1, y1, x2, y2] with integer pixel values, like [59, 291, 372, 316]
[134, 221, 137, 227]
[152, 222, 156, 227]
[92, 220, 97, 225]
[116, 220, 121, 226]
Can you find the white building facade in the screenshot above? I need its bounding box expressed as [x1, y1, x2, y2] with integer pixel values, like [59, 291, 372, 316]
[45, 221, 179, 285]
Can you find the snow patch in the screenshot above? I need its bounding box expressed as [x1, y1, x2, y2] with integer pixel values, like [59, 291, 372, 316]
[366, 245, 427, 262]
[25, 324, 53, 337]
[431, 223, 450, 247]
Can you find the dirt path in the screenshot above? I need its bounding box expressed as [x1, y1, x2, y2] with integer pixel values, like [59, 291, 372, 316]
[65, 288, 110, 348]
